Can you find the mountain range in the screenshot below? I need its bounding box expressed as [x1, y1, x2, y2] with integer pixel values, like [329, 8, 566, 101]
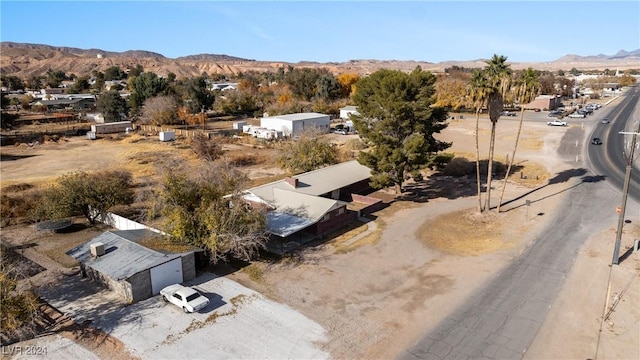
[1, 42, 639, 79]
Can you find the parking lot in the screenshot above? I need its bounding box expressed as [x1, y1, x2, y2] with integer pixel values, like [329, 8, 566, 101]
[40, 272, 329, 359]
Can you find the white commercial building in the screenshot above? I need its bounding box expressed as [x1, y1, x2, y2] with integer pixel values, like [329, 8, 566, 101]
[260, 112, 330, 138]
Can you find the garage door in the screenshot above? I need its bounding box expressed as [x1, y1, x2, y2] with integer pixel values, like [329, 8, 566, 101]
[150, 258, 183, 295]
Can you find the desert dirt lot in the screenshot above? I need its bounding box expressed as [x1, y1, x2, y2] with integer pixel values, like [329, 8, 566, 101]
[1, 109, 639, 359]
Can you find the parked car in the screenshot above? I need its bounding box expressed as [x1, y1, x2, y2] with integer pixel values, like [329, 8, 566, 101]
[568, 112, 586, 118]
[591, 137, 603, 145]
[501, 111, 516, 117]
[547, 120, 567, 126]
[601, 118, 610, 124]
[534, 108, 541, 112]
[160, 284, 210, 313]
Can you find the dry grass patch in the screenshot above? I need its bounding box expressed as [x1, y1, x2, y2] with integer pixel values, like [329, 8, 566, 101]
[334, 226, 383, 254]
[518, 138, 544, 151]
[36, 231, 101, 267]
[508, 161, 550, 187]
[418, 209, 516, 256]
[241, 263, 266, 284]
[139, 236, 195, 254]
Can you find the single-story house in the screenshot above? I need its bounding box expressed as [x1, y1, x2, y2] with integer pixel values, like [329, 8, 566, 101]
[241, 160, 383, 253]
[32, 98, 96, 111]
[260, 112, 330, 138]
[339, 105, 360, 120]
[209, 82, 238, 91]
[67, 229, 200, 303]
[525, 95, 563, 110]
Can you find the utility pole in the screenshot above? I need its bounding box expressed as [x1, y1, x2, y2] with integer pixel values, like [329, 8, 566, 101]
[612, 126, 640, 265]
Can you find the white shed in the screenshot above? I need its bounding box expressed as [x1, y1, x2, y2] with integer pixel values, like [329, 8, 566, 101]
[260, 112, 330, 138]
[159, 131, 175, 142]
[233, 121, 247, 130]
[339, 106, 360, 120]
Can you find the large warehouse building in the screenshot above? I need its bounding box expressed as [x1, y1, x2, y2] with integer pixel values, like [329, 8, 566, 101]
[260, 112, 330, 138]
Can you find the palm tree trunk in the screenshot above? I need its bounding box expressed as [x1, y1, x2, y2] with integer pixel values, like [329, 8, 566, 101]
[484, 121, 497, 211]
[497, 108, 525, 212]
[475, 107, 483, 212]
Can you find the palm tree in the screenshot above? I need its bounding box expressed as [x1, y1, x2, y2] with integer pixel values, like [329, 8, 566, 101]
[497, 68, 540, 213]
[482, 55, 512, 211]
[467, 70, 490, 212]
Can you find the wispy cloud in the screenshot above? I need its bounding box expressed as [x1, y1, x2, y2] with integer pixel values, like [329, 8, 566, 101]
[249, 25, 273, 41]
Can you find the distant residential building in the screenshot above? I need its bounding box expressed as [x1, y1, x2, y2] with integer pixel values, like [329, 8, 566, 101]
[525, 95, 562, 111]
[209, 82, 238, 91]
[32, 97, 96, 111]
[339, 105, 360, 120]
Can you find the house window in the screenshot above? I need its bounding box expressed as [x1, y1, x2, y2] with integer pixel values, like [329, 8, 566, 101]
[321, 214, 330, 222]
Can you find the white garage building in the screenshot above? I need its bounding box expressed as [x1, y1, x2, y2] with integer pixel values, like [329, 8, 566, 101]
[260, 112, 330, 138]
[67, 229, 199, 303]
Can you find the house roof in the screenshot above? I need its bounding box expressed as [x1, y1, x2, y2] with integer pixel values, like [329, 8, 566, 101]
[244, 160, 370, 237]
[263, 112, 329, 122]
[267, 189, 344, 237]
[340, 106, 358, 111]
[248, 160, 371, 201]
[67, 230, 181, 281]
[34, 98, 89, 106]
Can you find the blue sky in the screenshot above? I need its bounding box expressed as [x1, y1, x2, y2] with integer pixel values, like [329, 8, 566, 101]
[1, 1, 639, 63]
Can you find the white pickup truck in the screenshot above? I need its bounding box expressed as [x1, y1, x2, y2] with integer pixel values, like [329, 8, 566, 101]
[160, 284, 210, 313]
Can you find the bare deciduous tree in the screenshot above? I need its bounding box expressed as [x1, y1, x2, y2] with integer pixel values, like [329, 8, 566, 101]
[141, 95, 179, 125]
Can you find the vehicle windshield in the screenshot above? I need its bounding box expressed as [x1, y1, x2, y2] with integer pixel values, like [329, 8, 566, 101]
[186, 293, 202, 302]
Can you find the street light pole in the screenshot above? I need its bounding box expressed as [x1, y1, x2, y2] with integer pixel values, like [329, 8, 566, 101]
[612, 128, 640, 265]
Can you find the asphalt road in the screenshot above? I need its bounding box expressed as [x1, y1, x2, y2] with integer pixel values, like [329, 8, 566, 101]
[402, 90, 638, 360]
[587, 85, 640, 203]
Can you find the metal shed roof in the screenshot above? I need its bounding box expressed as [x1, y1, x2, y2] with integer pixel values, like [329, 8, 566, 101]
[67, 231, 180, 281]
[263, 112, 328, 122]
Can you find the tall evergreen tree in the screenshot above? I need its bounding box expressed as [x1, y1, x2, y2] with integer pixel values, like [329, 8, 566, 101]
[351, 67, 450, 194]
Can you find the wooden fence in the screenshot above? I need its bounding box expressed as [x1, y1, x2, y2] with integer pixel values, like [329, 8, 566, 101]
[136, 125, 207, 139]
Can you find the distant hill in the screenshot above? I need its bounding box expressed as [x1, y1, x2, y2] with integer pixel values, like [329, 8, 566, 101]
[175, 54, 254, 62]
[1, 41, 166, 59]
[555, 49, 640, 62]
[1, 42, 638, 79]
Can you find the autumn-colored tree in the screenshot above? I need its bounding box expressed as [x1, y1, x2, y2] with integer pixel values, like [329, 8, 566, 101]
[337, 73, 360, 98]
[619, 74, 636, 87]
[238, 78, 259, 94]
[434, 73, 470, 110]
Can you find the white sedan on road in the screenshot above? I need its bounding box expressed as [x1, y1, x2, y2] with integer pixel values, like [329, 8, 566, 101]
[160, 284, 210, 313]
[546, 120, 567, 126]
